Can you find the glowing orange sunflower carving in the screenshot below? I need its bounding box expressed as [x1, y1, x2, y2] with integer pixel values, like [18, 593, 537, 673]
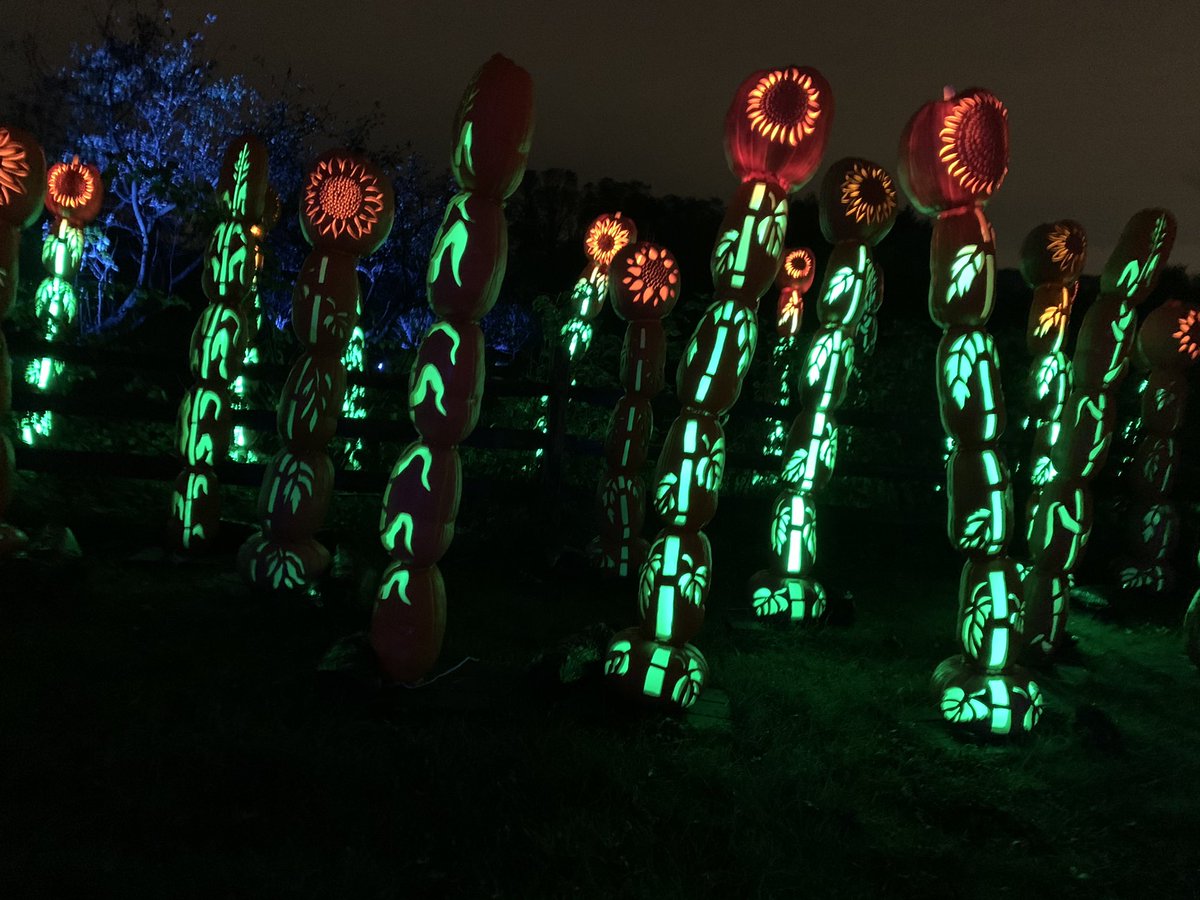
[0, 126, 46, 228]
[938, 91, 1008, 198]
[301, 151, 394, 255]
[777, 247, 816, 294]
[1046, 222, 1086, 274]
[609, 241, 680, 320]
[841, 162, 897, 226]
[898, 87, 1008, 215]
[724, 66, 834, 190]
[46, 157, 103, 224]
[0, 129, 31, 206]
[584, 213, 636, 268]
[1173, 309, 1199, 362]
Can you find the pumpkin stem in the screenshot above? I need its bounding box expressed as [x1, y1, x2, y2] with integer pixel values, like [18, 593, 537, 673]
[942, 85, 956, 101]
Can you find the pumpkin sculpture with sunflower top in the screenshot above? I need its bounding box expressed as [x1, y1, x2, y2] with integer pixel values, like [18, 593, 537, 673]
[23, 156, 104, 445]
[591, 241, 681, 577]
[749, 157, 896, 624]
[603, 66, 833, 711]
[0, 126, 46, 557]
[899, 87, 1042, 737]
[561, 212, 636, 360]
[237, 148, 394, 587]
[1022, 209, 1175, 662]
[760, 247, 815, 461]
[369, 55, 534, 682]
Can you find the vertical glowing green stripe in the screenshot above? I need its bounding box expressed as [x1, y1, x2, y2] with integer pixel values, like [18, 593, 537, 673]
[644, 647, 672, 698]
[989, 489, 1004, 544]
[655, 586, 674, 642]
[982, 450, 1000, 485]
[678, 461, 693, 514]
[987, 678, 1011, 734]
[662, 535, 680, 576]
[695, 330, 728, 404]
[786, 496, 805, 574]
[988, 569, 1008, 619]
[988, 628, 1009, 669]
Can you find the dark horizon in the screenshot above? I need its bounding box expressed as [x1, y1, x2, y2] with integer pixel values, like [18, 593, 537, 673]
[4, 0, 1199, 271]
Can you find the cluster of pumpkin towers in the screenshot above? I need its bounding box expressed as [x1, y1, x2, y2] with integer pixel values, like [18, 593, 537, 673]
[2, 58, 1198, 736]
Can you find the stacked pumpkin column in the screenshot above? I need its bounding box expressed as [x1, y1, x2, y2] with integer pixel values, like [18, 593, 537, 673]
[369, 55, 534, 682]
[239, 150, 394, 589]
[749, 157, 897, 623]
[591, 241, 681, 578]
[1115, 299, 1198, 593]
[0, 126, 46, 557]
[24, 156, 104, 444]
[1016, 221, 1086, 660]
[1023, 210, 1175, 660]
[761, 247, 815, 461]
[603, 65, 834, 711]
[898, 86, 1040, 737]
[561, 213, 636, 361]
[168, 137, 270, 553]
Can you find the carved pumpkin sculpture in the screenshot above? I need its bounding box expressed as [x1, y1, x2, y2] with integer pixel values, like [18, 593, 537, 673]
[604, 65, 833, 711]
[369, 54, 534, 682]
[562, 212, 636, 360]
[759, 247, 816, 461]
[899, 87, 1042, 737]
[1023, 209, 1176, 662]
[592, 241, 681, 577]
[1116, 298, 1197, 595]
[237, 147, 393, 584]
[749, 157, 895, 625]
[0, 125, 46, 557]
[168, 137, 270, 554]
[22, 155, 105, 446]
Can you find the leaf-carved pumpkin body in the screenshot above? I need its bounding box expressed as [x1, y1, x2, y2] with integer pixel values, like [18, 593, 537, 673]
[426, 192, 508, 322]
[637, 528, 711, 645]
[619, 321, 666, 397]
[932, 656, 1042, 737]
[676, 299, 758, 415]
[936, 327, 1005, 447]
[653, 413, 725, 530]
[1027, 477, 1092, 572]
[379, 441, 461, 567]
[604, 396, 654, 474]
[710, 181, 789, 305]
[277, 352, 347, 452]
[370, 563, 447, 682]
[597, 473, 646, 544]
[237, 534, 331, 591]
[450, 54, 535, 200]
[955, 558, 1024, 671]
[408, 320, 486, 446]
[929, 208, 996, 328]
[257, 449, 335, 543]
[291, 251, 361, 350]
[189, 302, 247, 384]
[947, 448, 1013, 559]
[177, 385, 232, 468]
[604, 627, 708, 711]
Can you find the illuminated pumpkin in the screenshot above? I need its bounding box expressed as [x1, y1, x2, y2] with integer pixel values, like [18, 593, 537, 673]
[301, 150, 394, 255]
[1098, 208, 1176, 306]
[710, 179, 788, 303]
[1125, 502, 1179, 565]
[932, 657, 1042, 737]
[781, 406, 837, 495]
[724, 66, 834, 191]
[450, 54, 535, 201]
[1138, 300, 1200, 373]
[176, 385, 232, 468]
[584, 212, 636, 268]
[638, 529, 711, 643]
[748, 570, 827, 623]
[928, 206, 996, 328]
[1073, 295, 1135, 391]
[379, 443, 462, 568]
[370, 564, 447, 682]
[1020, 220, 1086, 287]
[898, 86, 1008, 216]
[216, 136, 270, 223]
[257, 449, 336, 543]
[0, 126, 47, 229]
[778, 247, 816, 292]
[947, 448, 1013, 558]
[426, 193, 508, 322]
[45, 156, 103, 226]
[676, 299, 757, 415]
[608, 242, 681, 320]
[597, 474, 646, 545]
[604, 396, 654, 474]
[1027, 477, 1092, 572]
[167, 466, 220, 552]
[935, 327, 1006, 446]
[1052, 388, 1115, 480]
[799, 325, 855, 411]
[408, 320, 486, 446]
[652, 413, 725, 530]
[604, 628, 707, 711]
[276, 354, 348, 452]
[188, 302, 247, 383]
[291, 251, 362, 350]
[819, 157, 898, 245]
[1140, 370, 1187, 435]
[619, 322, 667, 397]
[237, 535, 331, 592]
[815, 243, 874, 329]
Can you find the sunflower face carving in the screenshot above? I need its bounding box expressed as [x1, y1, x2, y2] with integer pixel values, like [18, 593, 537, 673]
[301, 152, 394, 255]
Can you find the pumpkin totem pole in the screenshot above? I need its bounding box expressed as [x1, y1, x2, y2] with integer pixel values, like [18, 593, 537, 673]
[1023, 210, 1175, 660]
[1019, 221, 1087, 495]
[0, 126, 46, 557]
[899, 87, 1041, 736]
[369, 55, 534, 682]
[1116, 299, 1198, 593]
[561, 213, 636, 360]
[749, 157, 897, 623]
[592, 241, 681, 577]
[238, 149, 394, 588]
[168, 137, 270, 553]
[761, 247, 815, 461]
[603, 65, 834, 710]
[23, 157, 104, 444]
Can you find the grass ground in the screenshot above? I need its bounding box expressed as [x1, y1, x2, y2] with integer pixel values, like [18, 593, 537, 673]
[2, 471, 1199, 899]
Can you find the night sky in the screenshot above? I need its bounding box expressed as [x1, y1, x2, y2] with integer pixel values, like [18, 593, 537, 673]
[6, 0, 1199, 270]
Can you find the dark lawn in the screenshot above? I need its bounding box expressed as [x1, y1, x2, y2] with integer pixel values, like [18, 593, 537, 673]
[2, 471, 1199, 899]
